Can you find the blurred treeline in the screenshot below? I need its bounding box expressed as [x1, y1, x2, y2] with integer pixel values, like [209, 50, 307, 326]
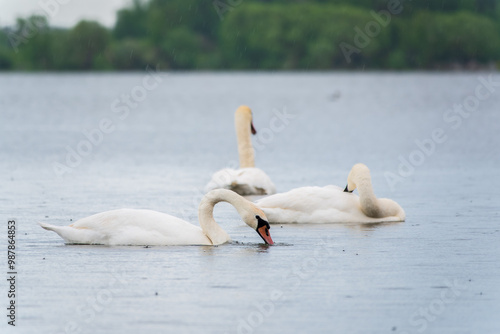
[1, 0, 499, 70]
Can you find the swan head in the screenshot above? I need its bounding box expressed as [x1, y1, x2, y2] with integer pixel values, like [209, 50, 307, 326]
[255, 215, 273, 245]
[235, 105, 257, 135]
[200, 189, 274, 245]
[238, 205, 273, 245]
[344, 163, 370, 193]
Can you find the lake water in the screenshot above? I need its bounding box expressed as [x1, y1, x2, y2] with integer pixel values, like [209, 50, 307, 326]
[1, 72, 499, 334]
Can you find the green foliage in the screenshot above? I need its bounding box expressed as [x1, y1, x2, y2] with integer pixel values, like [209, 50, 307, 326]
[220, 4, 392, 69]
[107, 38, 157, 70]
[10, 16, 53, 70]
[147, 0, 220, 42]
[0, 30, 14, 69]
[65, 21, 111, 70]
[113, 0, 220, 69]
[401, 10, 500, 67]
[386, 49, 407, 69]
[1, 0, 500, 70]
[114, 0, 148, 39]
[403, 0, 496, 15]
[158, 28, 203, 69]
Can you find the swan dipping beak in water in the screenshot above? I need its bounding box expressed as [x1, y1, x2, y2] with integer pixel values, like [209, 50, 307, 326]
[39, 189, 274, 246]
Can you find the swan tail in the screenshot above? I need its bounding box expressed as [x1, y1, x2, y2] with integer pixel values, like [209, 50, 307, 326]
[38, 222, 99, 244]
[39, 222, 60, 231]
[38, 222, 71, 241]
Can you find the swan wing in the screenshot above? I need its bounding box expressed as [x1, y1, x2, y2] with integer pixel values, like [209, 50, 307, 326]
[204, 168, 237, 193]
[230, 167, 276, 195]
[205, 167, 275, 195]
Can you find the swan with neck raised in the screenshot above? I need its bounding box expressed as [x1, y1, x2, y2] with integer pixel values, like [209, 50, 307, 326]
[255, 163, 405, 224]
[205, 105, 276, 196]
[39, 189, 274, 246]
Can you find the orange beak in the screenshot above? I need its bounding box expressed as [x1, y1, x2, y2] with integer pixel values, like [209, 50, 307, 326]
[251, 121, 257, 135]
[257, 225, 274, 245]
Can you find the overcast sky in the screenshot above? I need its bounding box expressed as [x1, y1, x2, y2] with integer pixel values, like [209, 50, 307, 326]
[0, 0, 131, 28]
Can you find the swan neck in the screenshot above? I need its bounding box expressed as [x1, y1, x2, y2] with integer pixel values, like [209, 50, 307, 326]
[356, 176, 381, 218]
[198, 190, 246, 245]
[235, 115, 255, 168]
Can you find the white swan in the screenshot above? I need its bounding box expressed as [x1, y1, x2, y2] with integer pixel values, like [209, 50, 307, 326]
[255, 163, 405, 224]
[205, 105, 276, 196]
[39, 189, 274, 246]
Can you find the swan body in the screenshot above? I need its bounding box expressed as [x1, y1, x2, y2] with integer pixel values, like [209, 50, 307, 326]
[204, 167, 276, 196]
[39, 189, 274, 246]
[256, 164, 405, 224]
[205, 105, 276, 196]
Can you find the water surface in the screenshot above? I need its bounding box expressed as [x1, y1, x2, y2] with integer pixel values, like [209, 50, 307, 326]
[1, 72, 499, 333]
